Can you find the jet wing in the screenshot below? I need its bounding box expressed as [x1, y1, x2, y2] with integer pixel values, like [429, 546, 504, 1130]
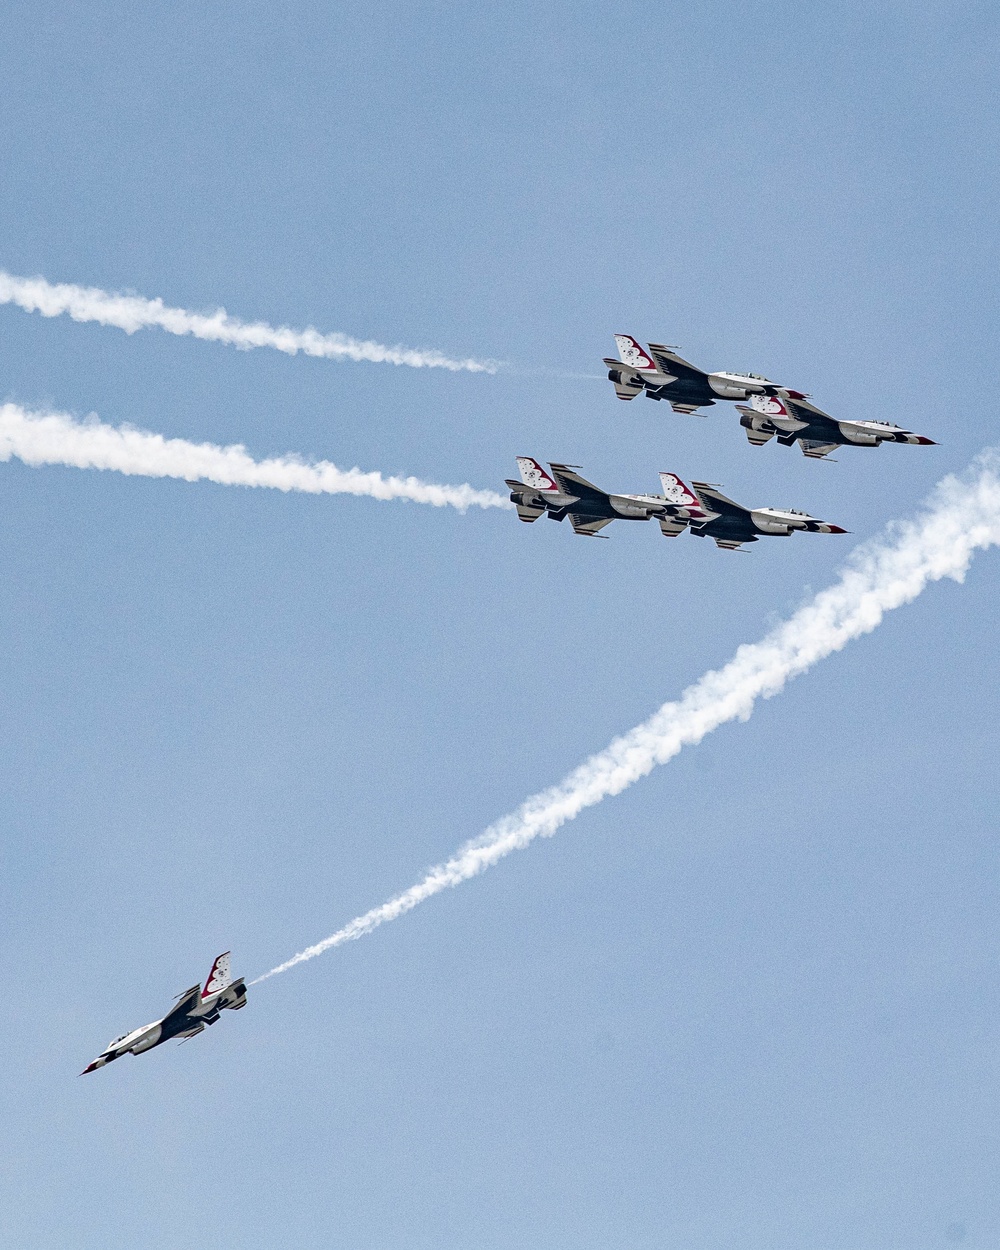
[780, 392, 834, 421]
[568, 514, 614, 537]
[161, 985, 201, 1027]
[645, 343, 705, 380]
[690, 482, 749, 519]
[547, 464, 607, 504]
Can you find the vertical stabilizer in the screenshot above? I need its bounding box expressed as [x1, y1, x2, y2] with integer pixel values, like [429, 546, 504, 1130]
[658, 472, 703, 510]
[203, 952, 232, 999]
[515, 457, 560, 492]
[613, 334, 657, 372]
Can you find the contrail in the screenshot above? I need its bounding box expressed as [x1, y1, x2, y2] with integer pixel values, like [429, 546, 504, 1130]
[0, 403, 511, 511]
[253, 452, 1000, 982]
[0, 270, 499, 374]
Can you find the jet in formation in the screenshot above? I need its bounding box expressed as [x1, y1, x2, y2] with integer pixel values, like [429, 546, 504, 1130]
[737, 392, 935, 459]
[81, 952, 246, 1074]
[604, 335, 784, 414]
[506, 458, 846, 549]
[604, 336, 936, 455]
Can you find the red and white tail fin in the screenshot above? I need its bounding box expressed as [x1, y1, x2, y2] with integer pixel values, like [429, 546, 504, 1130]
[515, 457, 559, 492]
[749, 393, 793, 418]
[658, 472, 703, 510]
[202, 951, 232, 999]
[614, 334, 657, 372]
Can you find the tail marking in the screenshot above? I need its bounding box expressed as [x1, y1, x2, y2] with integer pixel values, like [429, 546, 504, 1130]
[613, 334, 656, 372]
[203, 952, 232, 999]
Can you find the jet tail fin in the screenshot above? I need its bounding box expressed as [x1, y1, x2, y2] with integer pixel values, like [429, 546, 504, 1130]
[657, 472, 705, 512]
[515, 457, 560, 492]
[202, 952, 232, 999]
[613, 334, 657, 372]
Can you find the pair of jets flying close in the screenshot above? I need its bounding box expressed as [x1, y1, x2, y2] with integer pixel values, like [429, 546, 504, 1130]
[506, 336, 935, 550]
[85, 336, 936, 1073]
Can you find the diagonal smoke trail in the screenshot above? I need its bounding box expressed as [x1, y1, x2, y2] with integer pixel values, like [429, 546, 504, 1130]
[0, 271, 499, 374]
[0, 403, 511, 511]
[253, 451, 1000, 982]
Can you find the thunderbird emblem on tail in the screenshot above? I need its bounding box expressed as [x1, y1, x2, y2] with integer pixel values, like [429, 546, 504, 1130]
[80, 952, 247, 1074]
[506, 460, 846, 550]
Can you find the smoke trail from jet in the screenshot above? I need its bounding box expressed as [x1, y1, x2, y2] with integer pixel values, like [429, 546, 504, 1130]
[254, 452, 1000, 982]
[0, 403, 511, 511]
[0, 271, 499, 373]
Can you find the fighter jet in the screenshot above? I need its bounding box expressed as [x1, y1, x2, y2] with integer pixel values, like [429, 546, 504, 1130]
[505, 457, 704, 537]
[506, 459, 846, 549]
[604, 334, 783, 414]
[736, 391, 936, 459]
[81, 952, 246, 1074]
[656, 473, 848, 549]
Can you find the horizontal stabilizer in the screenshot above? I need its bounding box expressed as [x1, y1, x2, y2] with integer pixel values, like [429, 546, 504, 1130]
[737, 405, 777, 446]
[569, 514, 613, 537]
[505, 478, 547, 519]
[799, 440, 839, 459]
[514, 503, 545, 522]
[658, 517, 688, 537]
[604, 362, 644, 400]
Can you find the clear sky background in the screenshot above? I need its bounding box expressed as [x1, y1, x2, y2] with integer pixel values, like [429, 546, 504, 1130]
[1, 2, 999, 1247]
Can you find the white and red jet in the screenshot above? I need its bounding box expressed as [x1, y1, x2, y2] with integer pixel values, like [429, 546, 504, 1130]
[737, 391, 935, 459]
[604, 335, 781, 413]
[81, 952, 246, 1074]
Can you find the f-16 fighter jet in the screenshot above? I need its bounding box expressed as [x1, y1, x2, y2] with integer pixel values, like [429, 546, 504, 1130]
[736, 392, 936, 459]
[604, 335, 782, 414]
[656, 473, 848, 550]
[81, 952, 246, 1074]
[505, 459, 846, 549]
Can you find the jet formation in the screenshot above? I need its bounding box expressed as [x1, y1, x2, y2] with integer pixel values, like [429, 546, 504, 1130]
[83, 332, 933, 1072]
[604, 334, 935, 457]
[81, 953, 246, 1074]
[506, 458, 846, 550]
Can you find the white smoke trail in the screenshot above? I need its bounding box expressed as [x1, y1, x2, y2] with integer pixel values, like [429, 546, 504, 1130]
[0, 403, 511, 512]
[254, 452, 1000, 982]
[0, 271, 499, 374]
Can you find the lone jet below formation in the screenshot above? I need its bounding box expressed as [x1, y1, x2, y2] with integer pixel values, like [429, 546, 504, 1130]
[604, 335, 784, 414]
[81, 952, 246, 1074]
[506, 459, 846, 549]
[737, 392, 935, 459]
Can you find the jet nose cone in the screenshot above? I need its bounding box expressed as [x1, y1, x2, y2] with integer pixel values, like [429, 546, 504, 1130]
[826, 525, 849, 534]
[80, 1059, 102, 1075]
[916, 436, 937, 445]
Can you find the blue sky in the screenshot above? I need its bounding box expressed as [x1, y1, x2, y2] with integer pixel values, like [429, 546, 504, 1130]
[2, 2, 999, 1247]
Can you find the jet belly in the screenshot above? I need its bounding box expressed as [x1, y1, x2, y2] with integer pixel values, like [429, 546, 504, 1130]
[694, 515, 758, 545]
[129, 1024, 164, 1053]
[749, 510, 800, 535]
[707, 372, 770, 399]
[608, 493, 664, 520]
